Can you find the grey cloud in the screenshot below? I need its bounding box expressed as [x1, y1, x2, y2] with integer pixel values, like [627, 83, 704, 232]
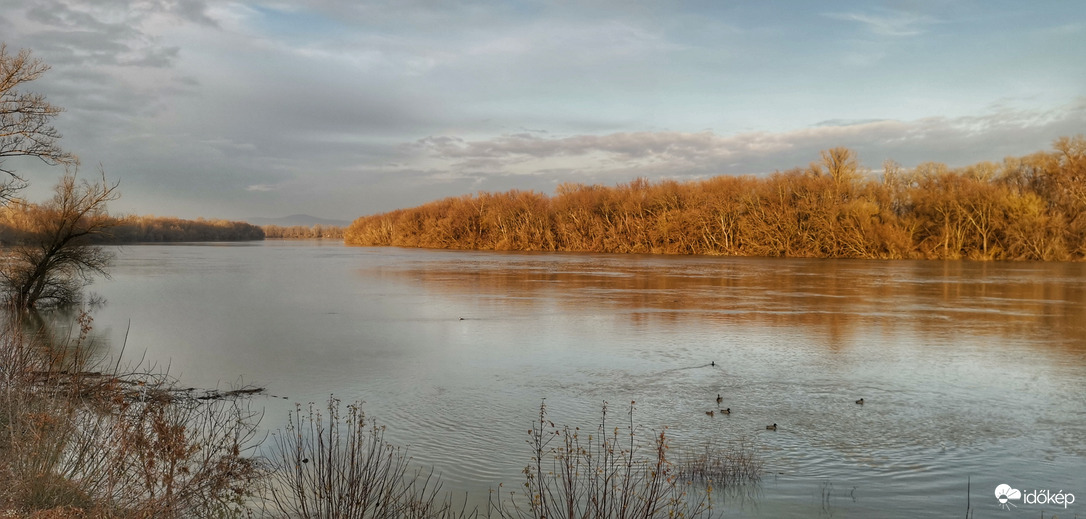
[414, 100, 1086, 181]
[201, 138, 259, 154]
[118, 45, 180, 67]
[18, 2, 183, 68]
[417, 132, 725, 162]
[167, 0, 218, 27]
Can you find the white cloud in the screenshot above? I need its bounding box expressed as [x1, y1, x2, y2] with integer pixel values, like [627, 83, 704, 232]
[245, 183, 278, 192]
[826, 9, 939, 37]
[412, 99, 1086, 180]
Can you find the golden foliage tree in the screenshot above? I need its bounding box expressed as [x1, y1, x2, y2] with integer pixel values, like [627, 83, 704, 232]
[345, 137, 1086, 262]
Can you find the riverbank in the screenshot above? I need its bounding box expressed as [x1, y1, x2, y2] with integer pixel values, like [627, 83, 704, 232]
[0, 313, 757, 518]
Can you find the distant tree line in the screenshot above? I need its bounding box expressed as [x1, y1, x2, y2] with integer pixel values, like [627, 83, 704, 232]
[0, 211, 264, 246]
[345, 136, 1086, 261]
[106, 215, 265, 242]
[262, 224, 344, 239]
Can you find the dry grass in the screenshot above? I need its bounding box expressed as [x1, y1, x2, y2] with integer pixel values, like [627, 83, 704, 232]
[1, 311, 262, 519]
[674, 440, 763, 488]
[489, 401, 719, 519]
[265, 397, 476, 519]
[3, 311, 762, 519]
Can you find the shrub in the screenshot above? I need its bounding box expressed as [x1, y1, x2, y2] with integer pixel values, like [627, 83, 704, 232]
[266, 397, 474, 519]
[491, 401, 717, 519]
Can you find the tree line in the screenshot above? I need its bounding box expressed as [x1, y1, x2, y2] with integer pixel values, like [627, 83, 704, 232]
[345, 137, 1086, 261]
[262, 223, 344, 239]
[0, 209, 265, 246]
[106, 214, 265, 242]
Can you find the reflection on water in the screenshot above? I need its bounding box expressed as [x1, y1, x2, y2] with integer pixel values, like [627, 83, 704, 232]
[43, 242, 1086, 517]
[8, 307, 115, 374]
[366, 253, 1086, 351]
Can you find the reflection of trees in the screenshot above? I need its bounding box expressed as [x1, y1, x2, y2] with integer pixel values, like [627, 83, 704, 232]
[12, 308, 111, 373]
[361, 254, 1086, 350]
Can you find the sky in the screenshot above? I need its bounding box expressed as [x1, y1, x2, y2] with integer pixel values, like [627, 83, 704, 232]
[1, 0, 1083, 222]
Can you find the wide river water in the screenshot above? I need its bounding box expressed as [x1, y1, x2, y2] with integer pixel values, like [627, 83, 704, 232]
[41, 241, 1086, 517]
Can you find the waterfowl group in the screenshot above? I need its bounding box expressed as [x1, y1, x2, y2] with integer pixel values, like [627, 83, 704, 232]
[707, 392, 727, 416]
[705, 394, 864, 432]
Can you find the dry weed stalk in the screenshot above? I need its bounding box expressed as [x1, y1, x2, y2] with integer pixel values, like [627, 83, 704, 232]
[491, 400, 715, 519]
[674, 440, 763, 488]
[1, 311, 263, 518]
[266, 397, 475, 519]
[4, 311, 760, 519]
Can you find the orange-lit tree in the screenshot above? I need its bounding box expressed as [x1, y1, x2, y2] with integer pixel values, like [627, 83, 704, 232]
[1, 171, 119, 310]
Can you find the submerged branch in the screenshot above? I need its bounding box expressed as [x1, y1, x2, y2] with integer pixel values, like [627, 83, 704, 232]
[25, 369, 265, 404]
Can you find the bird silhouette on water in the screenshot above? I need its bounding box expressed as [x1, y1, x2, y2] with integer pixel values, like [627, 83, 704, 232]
[766, 423, 777, 431]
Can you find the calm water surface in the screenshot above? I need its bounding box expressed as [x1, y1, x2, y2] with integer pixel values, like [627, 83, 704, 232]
[52, 241, 1086, 517]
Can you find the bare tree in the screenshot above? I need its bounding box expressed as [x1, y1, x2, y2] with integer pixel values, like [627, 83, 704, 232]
[820, 146, 860, 192]
[1, 43, 78, 200]
[1, 170, 119, 310]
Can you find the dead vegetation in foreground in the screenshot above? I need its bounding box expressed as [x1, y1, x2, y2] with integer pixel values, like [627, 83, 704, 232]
[2, 313, 763, 519]
[0, 313, 262, 518]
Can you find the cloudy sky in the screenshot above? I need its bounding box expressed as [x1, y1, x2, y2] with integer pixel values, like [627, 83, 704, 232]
[1, 1, 1083, 221]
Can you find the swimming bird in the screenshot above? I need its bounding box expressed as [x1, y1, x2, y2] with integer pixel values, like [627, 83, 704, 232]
[716, 394, 723, 404]
[711, 361, 716, 366]
[705, 410, 715, 417]
[720, 408, 731, 415]
[766, 423, 777, 431]
[855, 398, 864, 405]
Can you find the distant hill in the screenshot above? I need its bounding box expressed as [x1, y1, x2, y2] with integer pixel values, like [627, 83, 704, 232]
[246, 214, 350, 227]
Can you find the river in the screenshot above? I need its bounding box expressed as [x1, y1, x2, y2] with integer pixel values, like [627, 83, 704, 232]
[45, 241, 1086, 517]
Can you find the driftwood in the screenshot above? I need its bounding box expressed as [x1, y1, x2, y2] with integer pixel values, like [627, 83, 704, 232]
[27, 369, 265, 403]
[195, 386, 264, 400]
